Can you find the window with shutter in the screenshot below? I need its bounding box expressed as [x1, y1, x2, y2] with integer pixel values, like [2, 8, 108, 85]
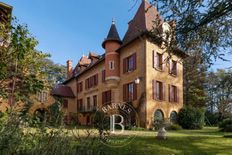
[85, 74, 98, 90]
[77, 82, 83, 93]
[170, 60, 177, 76]
[156, 53, 163, 70]
[152, 51, 156, 68]
[169, 85, 178, 102]
[123, 82, 137, 102]
[63, 99, 68, 108]
[102, 90, 111, 105]
[93, 95, 97, 108]
[128, 56, 134, 71]
[77, 99, 83, 111]
[153, 80, 164, 101]
[123, 53, 137, 73]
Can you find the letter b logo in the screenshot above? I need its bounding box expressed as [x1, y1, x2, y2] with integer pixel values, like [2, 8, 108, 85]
[110, 114, 124, 133]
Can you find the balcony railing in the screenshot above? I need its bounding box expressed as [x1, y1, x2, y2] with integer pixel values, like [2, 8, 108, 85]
[78, 106, 97, 113]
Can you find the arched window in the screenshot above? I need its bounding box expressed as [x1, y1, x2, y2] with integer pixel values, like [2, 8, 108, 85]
[170, 111, 178, 124]
[154, 109, 164, 123]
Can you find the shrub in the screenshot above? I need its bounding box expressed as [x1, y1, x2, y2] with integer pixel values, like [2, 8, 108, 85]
[205, 111, 220, 126]
[178, 106, 205, 129]
[165, 124, 182, 131]
[130, 126, 145, 131]
[219, 118, 232, 132]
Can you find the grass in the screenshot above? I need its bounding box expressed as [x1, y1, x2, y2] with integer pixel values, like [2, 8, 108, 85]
[76, 127, 232, 155]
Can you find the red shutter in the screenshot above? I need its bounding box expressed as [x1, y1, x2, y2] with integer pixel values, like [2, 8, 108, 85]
[85, 79, 88, 89]
[102, 92, 105, 105]
[154, 52, 158, 68]
[123, 58, 127, 73]
[152, 80, 156, 100]
[91, 77, 93, 87]
[170, 85, 174, 102]
[133, 53, 137, 70]
[152, 51, 155, 68]
[162, 83, 165, 101]
[109, 90, 111, 104]
[176, 87, 179, 102]
[95, 74, 98, 85]
[176, 62, 178, 76]
[169, 60, 171, 73]
[80, 82, 83, 92]
[168, 84, 171, 102]
[162, 54, 165, 71]
[77, 83, 79, 93]
[133, 82, 137, 100]
[102, 70, 105, 82]
[123, 84, 127, 102]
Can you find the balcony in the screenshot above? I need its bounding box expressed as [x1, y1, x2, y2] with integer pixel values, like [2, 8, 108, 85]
[77, 106, 97, 114]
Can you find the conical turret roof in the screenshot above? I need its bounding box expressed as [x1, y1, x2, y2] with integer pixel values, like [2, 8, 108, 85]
[102, 20, 122, 48]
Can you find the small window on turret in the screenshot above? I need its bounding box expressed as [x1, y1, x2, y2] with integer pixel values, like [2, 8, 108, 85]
[109, 61, 115, 70]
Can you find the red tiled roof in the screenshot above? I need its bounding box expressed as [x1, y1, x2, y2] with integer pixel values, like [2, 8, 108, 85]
[51, 85, 75, 98]
[123, 0, 163, 44]
[89, 52, 99, 58]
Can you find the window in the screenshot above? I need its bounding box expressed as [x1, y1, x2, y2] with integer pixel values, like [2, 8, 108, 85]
[109, 61, 115, 70]
[123, 53, 136, 73]
[85, 74, 98, 89]
[152, 80, 165, 101]
[63, 99, 68, 108]
[153, 51, 163, 70]
[87, 97, 91, 110]
[170, 111, 178, 124]
[37, 91, 48, 102]
[77, 99, 83, 111]
[154, 109, 164, 124]
[93, 95, 97, 108]
[170, 60, 177, 76]
[169, 85, 178, 102]
[123, 82, 137, 102]
[77, 82, 83, 93]
[102, 90, 111, 105]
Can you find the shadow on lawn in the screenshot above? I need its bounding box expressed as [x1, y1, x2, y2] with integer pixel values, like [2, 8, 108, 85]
[102, 133, 232, 155]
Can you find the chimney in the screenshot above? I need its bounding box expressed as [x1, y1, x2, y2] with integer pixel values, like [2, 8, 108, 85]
[66, 60, 73, 79]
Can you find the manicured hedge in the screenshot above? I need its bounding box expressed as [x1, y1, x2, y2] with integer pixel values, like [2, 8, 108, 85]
[165, 124, 182, 131]
[178, 106, 205, 129]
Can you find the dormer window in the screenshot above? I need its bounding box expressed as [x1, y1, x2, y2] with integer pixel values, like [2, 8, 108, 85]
[37, 91, 48, 102]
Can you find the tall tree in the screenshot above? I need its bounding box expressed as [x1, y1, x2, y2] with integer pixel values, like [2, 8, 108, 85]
[0, 20, 50, 105]
[206, 69, 232, 118]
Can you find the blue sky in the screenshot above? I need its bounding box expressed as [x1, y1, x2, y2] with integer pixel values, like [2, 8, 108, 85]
[2, 0, 231, 70]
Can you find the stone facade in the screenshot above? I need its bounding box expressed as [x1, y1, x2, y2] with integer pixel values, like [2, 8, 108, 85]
[52, 0, 187, 128]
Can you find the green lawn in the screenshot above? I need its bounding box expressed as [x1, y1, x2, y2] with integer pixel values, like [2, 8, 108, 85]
[84, 127, 232, 155]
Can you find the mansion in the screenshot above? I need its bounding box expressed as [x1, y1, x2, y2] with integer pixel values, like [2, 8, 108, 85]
[51, 0, 187, 128]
